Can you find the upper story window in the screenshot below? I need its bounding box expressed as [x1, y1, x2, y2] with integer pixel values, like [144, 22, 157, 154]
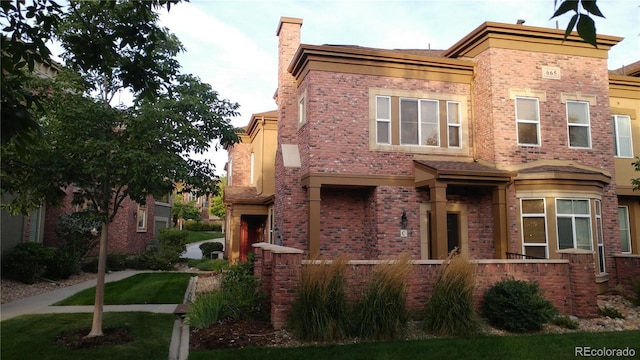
[566, 101, 591, 148]
[298, 93, 306, 126]
[370, 89, 467, 155]
[400, 98, 439, 146]
[515, 97, 541, 146]
[612, 115, 633, 158]
[556, 199, 592, 250]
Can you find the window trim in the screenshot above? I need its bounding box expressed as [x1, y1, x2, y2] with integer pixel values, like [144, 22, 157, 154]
[515, 96, 541, 146]
[137, 205, 147, 233]
[555, 198, 592, 251]
[298, 92, 306, 127]
[619, 205, 632, 254]
[375, 95, 391, 145]
[566, 100, 592, 149]
[595, 199, 605, 273]
[520, 198, 549, 259]
[447, 101, 462, 148]
[399, 97, 439, 147]
[612, 115, 634, 158]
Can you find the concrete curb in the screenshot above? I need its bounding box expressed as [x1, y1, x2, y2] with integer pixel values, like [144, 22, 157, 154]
[169, 275, 197, 360]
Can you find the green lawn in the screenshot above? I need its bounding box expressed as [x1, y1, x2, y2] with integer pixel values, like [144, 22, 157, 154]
[1, 313, 174, 360]
[54, 272, 193, 305]
[189, 330, 640, 360]
[187, 231, 224, 244]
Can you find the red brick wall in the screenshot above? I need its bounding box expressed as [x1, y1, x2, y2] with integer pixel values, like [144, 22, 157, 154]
[614, 254, 640, 297]
[228, 141, 252, 186]
[255, 244, 598, 330]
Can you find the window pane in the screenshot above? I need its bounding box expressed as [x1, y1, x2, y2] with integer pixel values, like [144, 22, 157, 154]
[523, 218, 546, 243]
[448, 126, 460, 147]
[573, 200, 589, 214]
[401, 99, 418, 145]
[420, 100, 439, 146]
[420, 100, 438, 124]
[557, 200, 572, 214]
[614, 115, 633, 157]
[567, 102, 588, 124]
[447, 102, 460, 124]
[422, 125, 439, 146]
[525, 246, 546, 259]
[522, 199, 544, 214]
[377, 121, 390, 144]
[518, 123, 539, 145]
[569, 126, 590, 147]
[376, 96, 390, 120]
[516, 98, 538, 120]
[575, 218, 592, 250]
[557, 217, 573, 249]
[619, 207, 631, 253]
[598, 245, 606, 273]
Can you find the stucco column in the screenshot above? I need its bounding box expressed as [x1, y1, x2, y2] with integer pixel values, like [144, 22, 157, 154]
[308, 185, 321, 258]
[430, 182, 448, 259]
[492, 184, 509, 259]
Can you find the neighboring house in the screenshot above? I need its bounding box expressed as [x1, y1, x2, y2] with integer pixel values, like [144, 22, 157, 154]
[226, 18, 640, 292]
[173, 183, 216, 224]
[224, 111, 277, 262]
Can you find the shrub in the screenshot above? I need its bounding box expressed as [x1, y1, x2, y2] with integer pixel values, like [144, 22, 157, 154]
[189, 259, 228, 272]
[186, 291, 226, 329]
[632, 278, 640, 307]
[289, 255, 349, 341]
[1, 242, 51, 284]
[220, 255, 264, 321]
[598, 306, 624, 319]
[482, 278, 558, 332]
[551, 315, 579, 330]
[423, 250, 480, 336]
[350, 254, 412, 340]
[199, 242, 223, 258]
[184, 220, 220, 232]
[106, 253, 128, 271]
[44, 249, 78, 280]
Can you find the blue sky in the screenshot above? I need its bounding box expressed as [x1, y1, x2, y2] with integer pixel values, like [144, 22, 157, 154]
[158, 0, 640, 174]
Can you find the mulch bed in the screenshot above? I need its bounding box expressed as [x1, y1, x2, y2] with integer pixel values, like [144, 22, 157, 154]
[53, 327, 134, 350]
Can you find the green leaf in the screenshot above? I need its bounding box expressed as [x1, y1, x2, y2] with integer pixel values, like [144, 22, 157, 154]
[581, 0, 605, 18]
[551, 0, 579, 19]
[564, 14, 579, 40]
[577, 14, 598, 47]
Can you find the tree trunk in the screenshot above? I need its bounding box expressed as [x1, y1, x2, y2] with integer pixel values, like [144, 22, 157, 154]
[87, 221, 108, 337]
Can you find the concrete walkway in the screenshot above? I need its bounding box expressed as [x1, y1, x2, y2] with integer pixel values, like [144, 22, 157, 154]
[182, 238, 224, 260]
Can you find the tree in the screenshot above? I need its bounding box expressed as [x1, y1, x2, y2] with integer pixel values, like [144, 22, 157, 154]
[551, 0, 605, 47]
[1, 1, 240, 338]
[632, 157, 640, 191]
[172, 201, 202, 226]
[210, 176, 227, 219]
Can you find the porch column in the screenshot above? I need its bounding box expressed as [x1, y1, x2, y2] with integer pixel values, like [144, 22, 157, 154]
[492, 184, 509, 259]
[308, 185, 321, 258]
[430, 181, 448, 259]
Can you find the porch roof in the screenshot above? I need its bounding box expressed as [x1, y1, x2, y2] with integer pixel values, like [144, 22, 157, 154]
[414, 160, 514, 187]
[223, 186, 273, 205]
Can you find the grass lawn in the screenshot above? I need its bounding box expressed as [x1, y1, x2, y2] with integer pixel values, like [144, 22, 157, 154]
[54, 273, 193, 305]
[187, 231, 224, 244]
[1, 312, 174, 360]
[189, 330, 640, 360]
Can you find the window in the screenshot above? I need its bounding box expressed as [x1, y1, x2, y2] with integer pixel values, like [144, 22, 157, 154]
[567, 101, 591, 148]
[515, 97, 540, 146]
[612, 115, 633, 157]
[298, 94, 306, 125]
[619, 206, 631, 253]
[520, 199, 548, 258]
[447, 101, 461, 148]
[556, 199, 591, 250]
[595, 200, 605, 273]
[376, 96, 391, 144]
[137, 205, 147, 232]
[400, 98, 439, 146]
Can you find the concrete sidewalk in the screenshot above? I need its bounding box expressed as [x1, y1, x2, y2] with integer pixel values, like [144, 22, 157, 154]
[0, 270, 178, 321]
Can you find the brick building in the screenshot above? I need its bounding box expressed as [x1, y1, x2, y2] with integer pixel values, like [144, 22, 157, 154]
[225, 18, 639, 292]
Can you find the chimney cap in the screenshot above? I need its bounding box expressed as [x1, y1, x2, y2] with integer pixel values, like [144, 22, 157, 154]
[277, 17, 303, 36]
[516, 19, 526, 25]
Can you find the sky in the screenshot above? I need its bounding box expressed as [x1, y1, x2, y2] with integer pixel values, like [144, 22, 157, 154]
[156, 0, 640, 175]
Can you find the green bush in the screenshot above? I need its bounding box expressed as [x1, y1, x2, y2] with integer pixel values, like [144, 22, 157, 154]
[482, 279, 558, 333]
[186, 291, 226, 329]
[126, 250, 178, 271]
[220, 255, 264, 321]
[289, 256, 349, 341]
[199, 242, 223, 258]
[551, 315, 579, 330]
[188, 259, 229, 272]
[184, 220, 220, 232]
[106, 253, 128, 271]
[423, 251, 480, 336]
[350, 254, 412, 340]
[44, 249, 78, 280]
[1, 242, 51, 284]
[632, 278, 640, 307]
[598, 306, 624, 319]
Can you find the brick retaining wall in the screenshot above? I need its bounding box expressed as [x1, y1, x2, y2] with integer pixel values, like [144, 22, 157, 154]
[615, 254, 640, 298]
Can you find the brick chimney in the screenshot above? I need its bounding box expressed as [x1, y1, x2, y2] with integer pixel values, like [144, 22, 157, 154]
[275, 16, 302, 144]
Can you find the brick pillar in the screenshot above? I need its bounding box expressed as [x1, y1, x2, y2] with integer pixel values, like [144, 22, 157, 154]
[271, 247, 304, 330]
[559, 249, 598, 318]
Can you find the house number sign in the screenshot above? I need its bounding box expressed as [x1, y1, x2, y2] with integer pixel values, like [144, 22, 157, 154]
[542, 66, 561, 79]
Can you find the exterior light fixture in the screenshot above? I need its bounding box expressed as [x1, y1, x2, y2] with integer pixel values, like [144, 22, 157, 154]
[400, 211, 408, 238]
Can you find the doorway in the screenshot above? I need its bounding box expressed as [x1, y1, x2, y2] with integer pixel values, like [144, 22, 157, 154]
[240, 215, 267, 262]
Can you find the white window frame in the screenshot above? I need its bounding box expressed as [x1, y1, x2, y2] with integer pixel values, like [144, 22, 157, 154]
[566, 101, 591, 149]
[447, 101, 462, 148]
[137, 205, 147, 233]
[595, 200, 605, 273]
[515, 97, 541, 146]
[298, 94, 306, 126]
[520, 198, 548, 259]
[400, 98, 439, 147]
[612, 115, 633, 158]
[619, 206, 632, 254]
[556, 198, 592, 250]
[375, 96, 391, 145]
